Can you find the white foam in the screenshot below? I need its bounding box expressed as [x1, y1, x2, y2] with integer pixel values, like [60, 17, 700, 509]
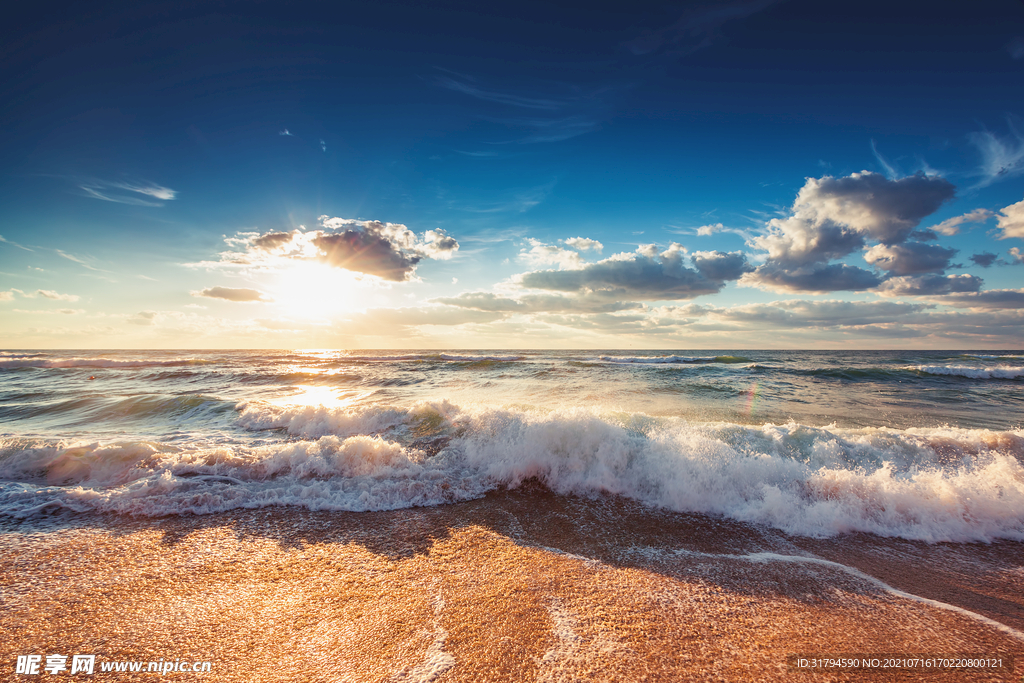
[909, 365, 1024, 379]
[338, 353, 524, 363]
[2, 404, 1023, 543]
[669, 549, 1024, 643]
[390, 589, 455, 682]
[596, 355, 714, 364]
[0, 357, 214, 369]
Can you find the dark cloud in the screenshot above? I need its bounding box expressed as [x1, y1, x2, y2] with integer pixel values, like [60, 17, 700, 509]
[742, 263, 881, 293]
[252, 232, 294, 250]
[863, 242, 958, 276]
[874, 274, 982, 297]
[192, 287, 270, 302]
[934, 289, 1024, 310]
[314, 230, 422, 282]
[909, 229, 939, 241]
[969, 252, 999, 268]
[690, 250, 754, 281]
[519, 245, 750, 301]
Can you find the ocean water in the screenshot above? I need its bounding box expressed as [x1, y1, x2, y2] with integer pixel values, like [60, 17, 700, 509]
[1, 349, 1022, 543]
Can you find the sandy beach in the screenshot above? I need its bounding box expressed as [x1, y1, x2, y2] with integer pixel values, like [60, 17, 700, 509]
[3, 487, 1021, 682]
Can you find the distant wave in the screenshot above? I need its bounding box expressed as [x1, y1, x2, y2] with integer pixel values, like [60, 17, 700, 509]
[596, 355, 752, 365]
[908, 365, 1024, 380]
[0, 357, 216, 370]
[335, 353, 526, 363]
[2, 401, 1022, 543]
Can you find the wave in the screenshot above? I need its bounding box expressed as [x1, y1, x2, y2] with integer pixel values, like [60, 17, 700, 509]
[334, 353, 525, 363]
[0, 357, 216, 370]
[2, 401, 1022, 543]
[908, 365, 1024, 380]
[596, 355, 752, 365]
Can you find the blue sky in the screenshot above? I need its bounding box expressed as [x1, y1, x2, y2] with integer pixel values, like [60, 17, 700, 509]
[2, 0, 1023, 348]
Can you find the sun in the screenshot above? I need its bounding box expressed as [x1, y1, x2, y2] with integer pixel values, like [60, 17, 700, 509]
[266, 262, 367, 319]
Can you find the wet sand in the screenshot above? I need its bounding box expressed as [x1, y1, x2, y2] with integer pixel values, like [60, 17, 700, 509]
[1, 487, 1021, 682]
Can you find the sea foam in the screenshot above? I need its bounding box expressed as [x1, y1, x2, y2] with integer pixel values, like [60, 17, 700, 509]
[1, 401, 1022, 543]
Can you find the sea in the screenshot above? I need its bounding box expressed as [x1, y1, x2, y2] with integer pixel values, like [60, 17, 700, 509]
[1, 349, 1022, 543]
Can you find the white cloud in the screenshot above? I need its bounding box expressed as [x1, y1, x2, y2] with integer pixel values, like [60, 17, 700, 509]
[968, 123, 1024, 187]
[79, 180, 177, 206]
[518, 239, 584, 269]
[926, 208, 994, 236]
[563, 237, 603, 251]
[696, 223, 725, 236]
[995, 199, 1024, 239]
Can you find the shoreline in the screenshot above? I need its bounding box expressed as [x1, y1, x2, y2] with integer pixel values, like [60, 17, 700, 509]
[2, 488, 1022, 681]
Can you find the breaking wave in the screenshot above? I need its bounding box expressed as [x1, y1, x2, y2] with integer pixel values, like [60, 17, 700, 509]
[596, 355, 752, 365]
[0, 357, 216, 370]
[2, 400, 1022, 543]
[908, 365, 1024, 380]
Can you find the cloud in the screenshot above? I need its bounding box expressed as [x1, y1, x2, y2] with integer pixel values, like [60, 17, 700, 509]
[874, 274, 982, 297]
[192, 287, 270, 302]
[0, 291, 13, 301]
[624, 0, 781, 56]
[518, 239, 585, 269]
[433, 71, 603, 145]
[741, 262, 881, 293]
[968, 122, 1024, 188]
[995, 199, 1024, 239]
[432, 74, 565, 111]
[55, 249, 106, 271]
[706, 299, 930, 328]
[497, 115, 602, 144]
[870, 139, 899, 179]
[35, 289, 80, 301]
[127, 311, 157, 325]
[433, 291, 643, 314]
[930, 289, 1024, 310]
[0, 234, 33, 252]
[744, 171, 955, 292]
[696, 223, 725, 236]
[1010, 248, 1024, 265]
[519, 244, 751, 300]
[79, 180, 177, 206]
[787, 172, 955, 246]
[200, 217, 459, 282]
[863, 242, 958, 276]
[563, 237, 603, 252]
[969, 252, 999, 268]
[279, 128, 293, 136]
[925, 208, 994, 236]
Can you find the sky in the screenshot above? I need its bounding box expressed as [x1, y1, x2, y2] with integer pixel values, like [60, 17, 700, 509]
[1, 0, 1023, 349]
